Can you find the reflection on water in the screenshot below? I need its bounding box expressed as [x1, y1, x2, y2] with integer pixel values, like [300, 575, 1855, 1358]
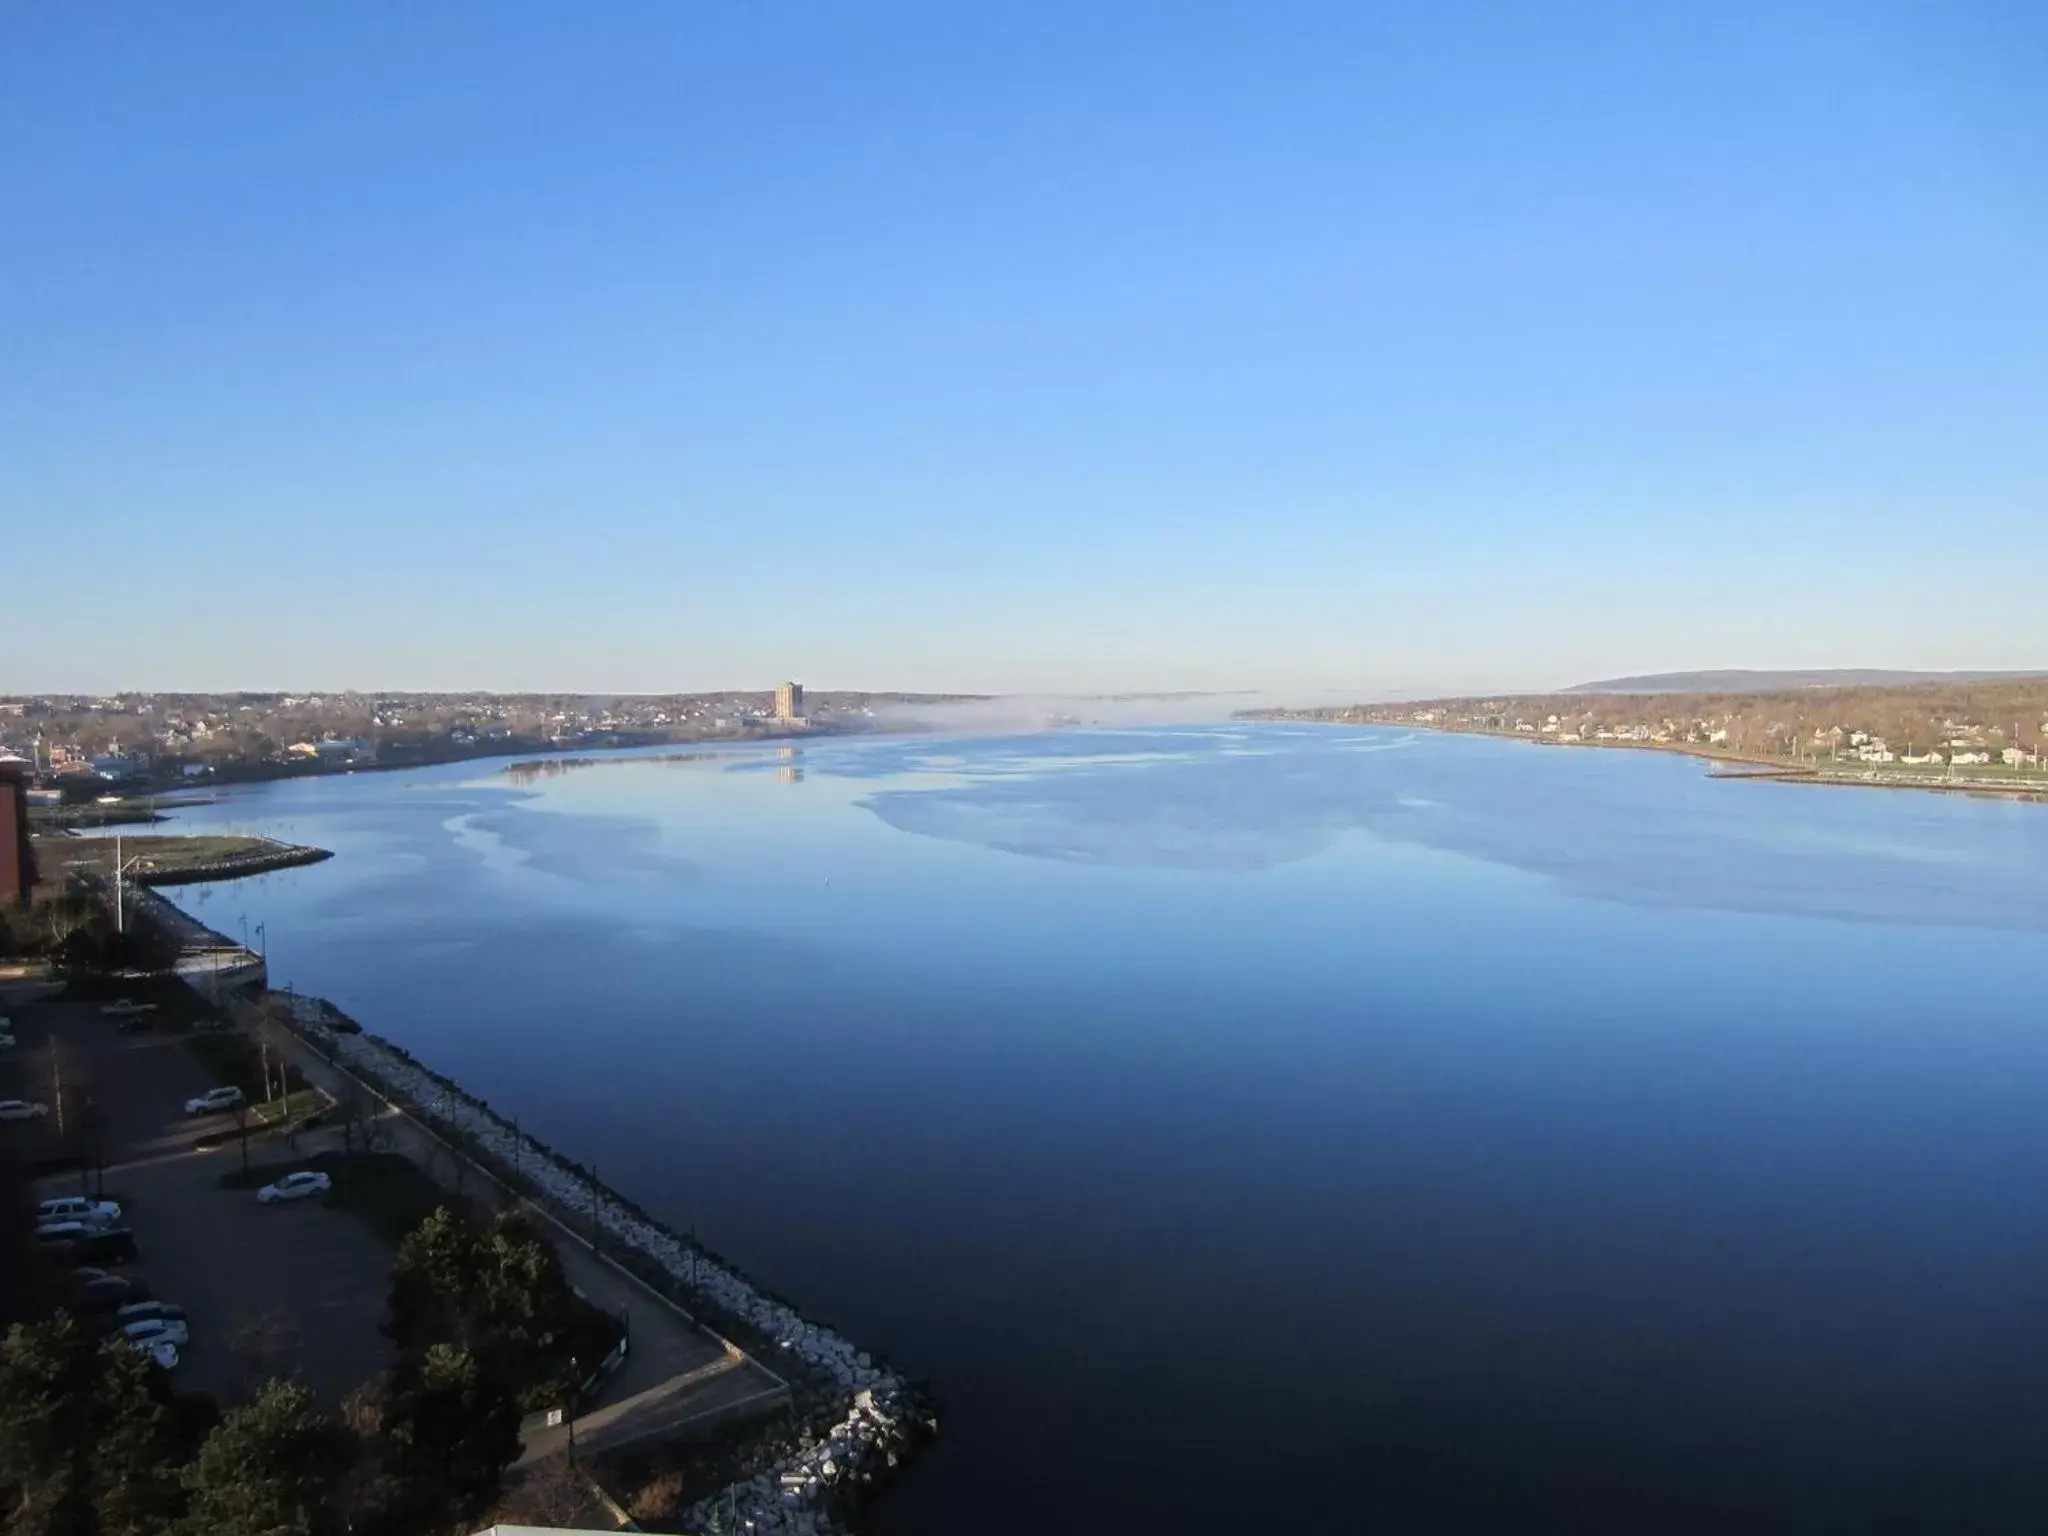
[149, 725, 2048, 1534]
[503, 749, 717, 784]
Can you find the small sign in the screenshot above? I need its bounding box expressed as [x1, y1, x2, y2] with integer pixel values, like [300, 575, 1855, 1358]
[546, 1408, 564, 1428]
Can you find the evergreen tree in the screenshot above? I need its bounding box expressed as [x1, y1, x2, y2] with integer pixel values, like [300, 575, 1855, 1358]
[0, 1315, 96, 1536]
[90, 1340, 186, 1536]
[353, 1345, 520, 1535]
[385, 1206, 471, 1349]
[175, 1379, 347, 1536]
[387, 1208, 572, 1384]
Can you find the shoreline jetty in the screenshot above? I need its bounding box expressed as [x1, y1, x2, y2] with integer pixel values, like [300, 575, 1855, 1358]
[119, 883, 936, 1535]
[132, 836, 333, 885]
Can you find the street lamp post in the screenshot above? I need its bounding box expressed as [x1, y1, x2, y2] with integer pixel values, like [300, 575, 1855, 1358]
[112, 834, 147, 935]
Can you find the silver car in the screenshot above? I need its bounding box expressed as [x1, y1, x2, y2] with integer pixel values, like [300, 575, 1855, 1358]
[183, 1086, 246, 1116]
[256, 1170, 332, 1205]
[38, 1196, 122, 1227]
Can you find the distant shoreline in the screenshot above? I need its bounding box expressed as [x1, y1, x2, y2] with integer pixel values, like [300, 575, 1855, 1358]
[1247, 715, 2048, 804]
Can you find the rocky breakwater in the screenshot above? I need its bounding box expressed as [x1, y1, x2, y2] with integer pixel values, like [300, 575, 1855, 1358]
[277, 996, 936, 1534]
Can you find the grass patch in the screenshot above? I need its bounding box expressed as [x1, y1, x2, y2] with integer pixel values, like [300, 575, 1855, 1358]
[216, 1150, 472, 1244]
[247, 1088, 328, 1128]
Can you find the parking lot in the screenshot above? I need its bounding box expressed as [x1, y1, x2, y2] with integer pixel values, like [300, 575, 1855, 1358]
[3, 988, 235, 1166]
[44, 1150, 395, 1405]
[17, 990, 395, 1407]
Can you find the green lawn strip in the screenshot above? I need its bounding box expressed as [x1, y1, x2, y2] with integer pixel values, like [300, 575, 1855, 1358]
[246, 1087, 331, 1127]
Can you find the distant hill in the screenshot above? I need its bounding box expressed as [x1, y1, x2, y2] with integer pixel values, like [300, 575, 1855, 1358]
[1567, 669, 2048, 695]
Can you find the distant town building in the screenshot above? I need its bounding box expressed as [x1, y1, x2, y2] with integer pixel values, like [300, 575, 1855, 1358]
[0, 761, 37, 904]
[774, 681, 806, 724]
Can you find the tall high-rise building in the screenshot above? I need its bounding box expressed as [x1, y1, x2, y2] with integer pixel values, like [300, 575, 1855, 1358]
[774, 681, 805, 723]
[0, 763, 37, 905]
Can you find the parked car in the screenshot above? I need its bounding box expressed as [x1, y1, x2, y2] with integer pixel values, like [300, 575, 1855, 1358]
[256, 1170, 332, 1205]
[113, 1301, 188, 1329]
[71, 1274, 150, 1312]
[120, 1317, 189, 1350]
[0, 1099, 50, 1121]
[130, 1337, 180, 1370]
[183, 1086, 246, 1116]
[101, 1000, 158, 1019]
[39, 1196, 123, 1226]
[36, 1219, 93, 1244]
[0, 1033, 15, 1051]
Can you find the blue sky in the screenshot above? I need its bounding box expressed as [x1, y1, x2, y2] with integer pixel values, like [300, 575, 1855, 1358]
[3, 2, 2043, 696]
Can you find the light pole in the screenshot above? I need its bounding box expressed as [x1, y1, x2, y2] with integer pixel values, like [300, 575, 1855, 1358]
[112, 834, 147, 936]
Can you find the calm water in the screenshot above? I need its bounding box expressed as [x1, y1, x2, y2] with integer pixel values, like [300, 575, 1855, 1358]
[155, 724, 2048, 1532]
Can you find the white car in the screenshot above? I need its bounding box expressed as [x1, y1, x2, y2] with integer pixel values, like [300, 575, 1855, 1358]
[184, 1086, 246, 1116]
[101, 1000, 159, 1018]
[120, 1317, 189, 1350]
[39, 1196, 122, 1226]
[130, 1337, 180, 1370]
[256, 1170, 331, 1205]
[0, 1100, 50, 1121]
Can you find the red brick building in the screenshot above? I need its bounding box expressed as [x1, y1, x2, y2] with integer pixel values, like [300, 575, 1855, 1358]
[0, 764, 36, 904]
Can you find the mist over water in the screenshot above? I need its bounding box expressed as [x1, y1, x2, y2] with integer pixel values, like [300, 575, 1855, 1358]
[159, 724, 2048, 1533]
[866, 692, 1260, 734]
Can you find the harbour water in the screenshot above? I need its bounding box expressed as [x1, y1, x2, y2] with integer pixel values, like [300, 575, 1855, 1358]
[155, 723, 2048, 1532]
